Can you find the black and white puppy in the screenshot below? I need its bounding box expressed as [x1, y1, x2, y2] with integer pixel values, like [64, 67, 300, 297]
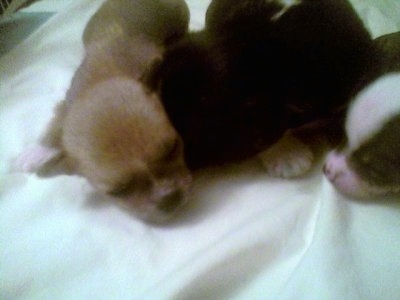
[151, 0, 376, 177]
[324, 32, 400, 198]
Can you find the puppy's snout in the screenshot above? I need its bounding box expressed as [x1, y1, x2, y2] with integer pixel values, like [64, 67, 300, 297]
[157, 190, 185, 213]
[322, 164, 328, 175]
[324, 151, 346, 183]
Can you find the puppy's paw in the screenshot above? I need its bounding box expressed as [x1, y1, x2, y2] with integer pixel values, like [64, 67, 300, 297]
[12, 145, 61, 174]
[258, 132, 313, 178]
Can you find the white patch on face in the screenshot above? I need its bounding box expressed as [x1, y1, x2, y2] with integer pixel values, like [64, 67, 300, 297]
[346, 73, 400, 151]
[271, 0, 302, 21]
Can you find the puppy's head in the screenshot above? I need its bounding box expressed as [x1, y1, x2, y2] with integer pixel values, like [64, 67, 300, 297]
[324, 73, 400, 198]
[83, 0, 190, 47]
[31, 79, 192, 222]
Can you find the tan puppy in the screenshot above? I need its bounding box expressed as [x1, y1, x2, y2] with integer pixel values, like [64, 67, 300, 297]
[14, 0, 192, 223]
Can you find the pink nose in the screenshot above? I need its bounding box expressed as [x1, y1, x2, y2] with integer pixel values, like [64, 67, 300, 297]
[323, 163, 333, 180]
[323, 151, 346, 183]
[323, 163, 340, 183]
[322, 150, 369, 198]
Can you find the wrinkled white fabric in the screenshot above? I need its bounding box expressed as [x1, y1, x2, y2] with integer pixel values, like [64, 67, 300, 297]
[1, 1, 399, 299]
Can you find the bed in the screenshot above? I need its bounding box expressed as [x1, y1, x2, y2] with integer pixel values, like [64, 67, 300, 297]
[1, 0, 399, 299]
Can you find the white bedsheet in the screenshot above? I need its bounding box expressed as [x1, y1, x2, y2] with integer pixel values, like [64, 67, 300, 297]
[1, 1, 399, 299]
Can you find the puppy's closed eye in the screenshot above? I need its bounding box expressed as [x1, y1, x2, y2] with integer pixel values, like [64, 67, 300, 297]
[108, 174, 153, 197]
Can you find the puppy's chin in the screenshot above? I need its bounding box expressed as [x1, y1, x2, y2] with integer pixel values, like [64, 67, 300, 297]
[323, 151, 398, 199]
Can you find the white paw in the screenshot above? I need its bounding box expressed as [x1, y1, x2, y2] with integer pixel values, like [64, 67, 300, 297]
[12, 145, 61, 174]
[258, 132, 313, 178]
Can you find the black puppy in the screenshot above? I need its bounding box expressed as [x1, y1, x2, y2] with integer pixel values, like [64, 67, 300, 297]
[151, 0, 376, 176]
[324, 31, 400, 198]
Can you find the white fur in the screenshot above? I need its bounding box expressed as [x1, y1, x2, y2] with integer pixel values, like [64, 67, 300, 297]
[346, 73, 400, 150]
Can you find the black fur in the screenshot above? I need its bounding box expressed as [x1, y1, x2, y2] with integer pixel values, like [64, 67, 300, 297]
[152, 0, 376, 170]
[374, 31, 400, 74]
[350, 114, 400, 187]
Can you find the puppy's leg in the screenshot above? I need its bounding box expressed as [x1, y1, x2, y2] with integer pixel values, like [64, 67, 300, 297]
[258, 131, 313, 178]
[13, 100, 71, 176]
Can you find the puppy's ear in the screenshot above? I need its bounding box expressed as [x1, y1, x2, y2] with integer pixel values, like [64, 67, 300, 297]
[12, 144, 76, 177]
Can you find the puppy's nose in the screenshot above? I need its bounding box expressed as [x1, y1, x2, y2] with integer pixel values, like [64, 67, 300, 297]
[323, 163, 334, 180]
[157, 190, 185, 213]
[323, 164, 329, 176]
[323, 163, 341, 182]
